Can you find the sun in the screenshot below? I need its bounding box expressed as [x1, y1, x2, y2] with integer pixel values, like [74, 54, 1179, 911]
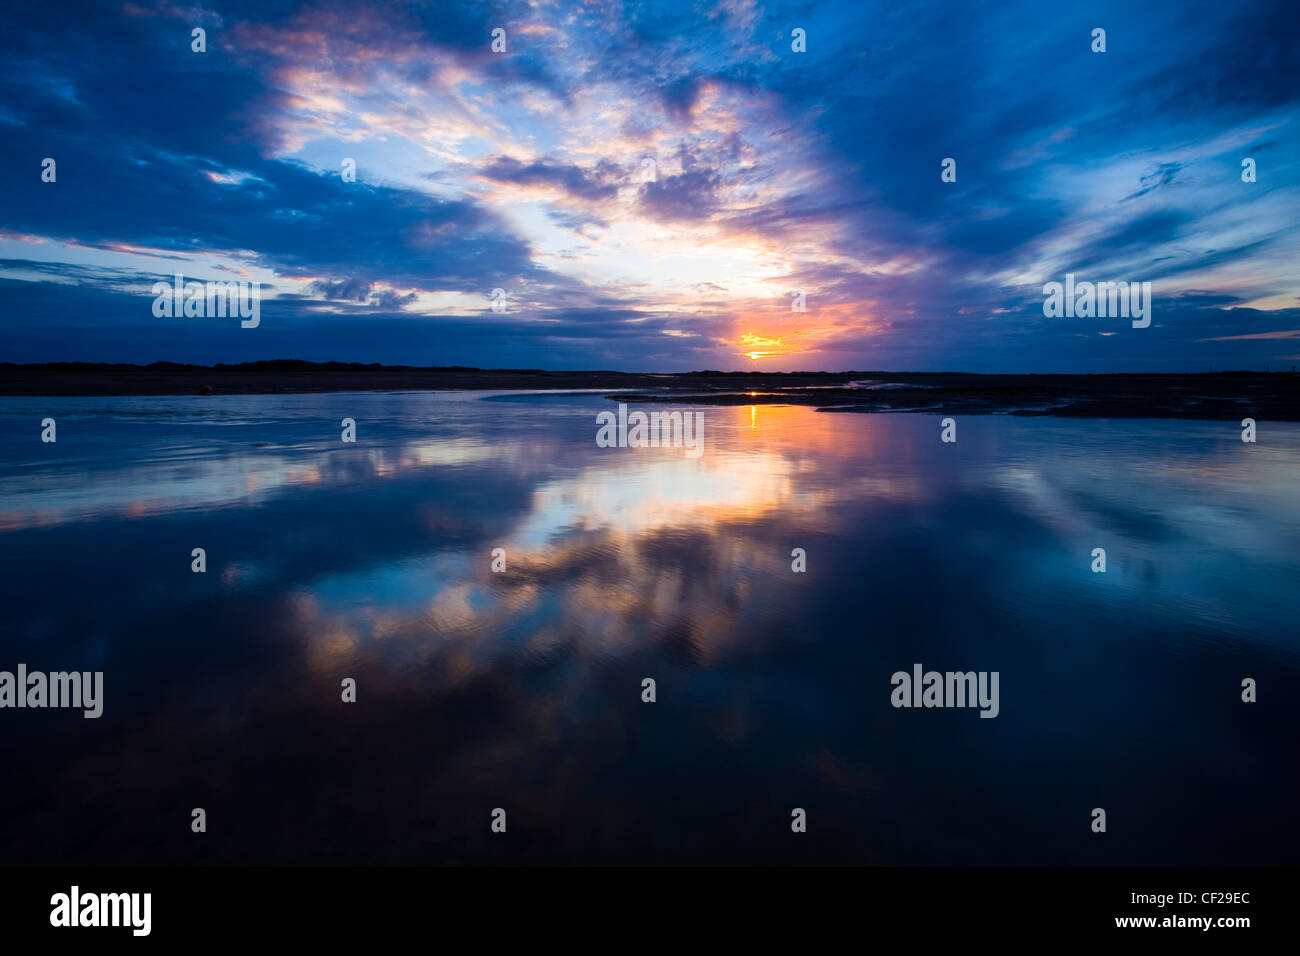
[740, 332, 786, 362]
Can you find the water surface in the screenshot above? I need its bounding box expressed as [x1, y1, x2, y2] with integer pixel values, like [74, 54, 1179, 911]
[1, 391, 1297, 864]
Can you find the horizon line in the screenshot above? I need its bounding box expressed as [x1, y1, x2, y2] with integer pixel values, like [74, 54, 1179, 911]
[2, 360, 1297, 378]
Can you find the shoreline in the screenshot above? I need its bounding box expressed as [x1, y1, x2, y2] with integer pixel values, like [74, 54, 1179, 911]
[1, 363, 1297, 420]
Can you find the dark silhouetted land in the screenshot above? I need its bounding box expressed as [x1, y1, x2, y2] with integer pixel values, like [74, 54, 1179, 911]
[1, 361, 1297, 420]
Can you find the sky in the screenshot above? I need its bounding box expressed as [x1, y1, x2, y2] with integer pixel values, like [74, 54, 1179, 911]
[1, 0, 1298, 372]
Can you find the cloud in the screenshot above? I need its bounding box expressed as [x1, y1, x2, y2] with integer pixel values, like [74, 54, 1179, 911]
[1123, 162, 1189, 201]
[479, 156, 623, 201]
[1, 0, 1298, 371]
[639, 169, 724, 221]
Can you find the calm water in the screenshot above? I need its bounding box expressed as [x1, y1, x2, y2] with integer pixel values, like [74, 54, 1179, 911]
[1, 391, 1297, 865]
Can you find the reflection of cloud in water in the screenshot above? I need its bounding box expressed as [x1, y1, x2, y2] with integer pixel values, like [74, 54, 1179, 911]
[0, 437, 512, 530]
[3, 394, 1300, 864]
